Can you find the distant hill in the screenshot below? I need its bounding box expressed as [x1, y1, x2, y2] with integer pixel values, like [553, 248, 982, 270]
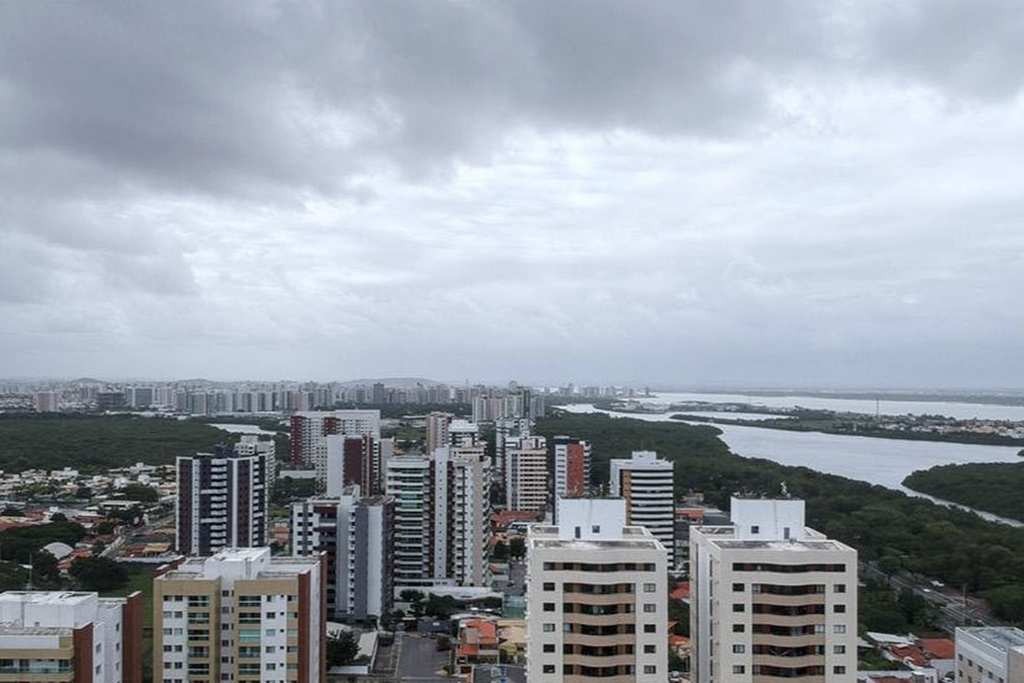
[336, 377, 446, 388]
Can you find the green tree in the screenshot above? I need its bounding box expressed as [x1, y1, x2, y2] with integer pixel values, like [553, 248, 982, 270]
[491, 541, 508, 561]
[0, 561, 28, 591]
[400, 590, 425, 618]
[49, 512, 67, 522]
[32, 550, 61, 588]
[117, 483, 159, 503]
[70, 557, 129, 592]
[509, 537, 526, 559]
[325, 630, 360, 666]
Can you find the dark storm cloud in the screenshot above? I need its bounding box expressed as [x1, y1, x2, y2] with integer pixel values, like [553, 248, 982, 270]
[1, 1, 1023, 385]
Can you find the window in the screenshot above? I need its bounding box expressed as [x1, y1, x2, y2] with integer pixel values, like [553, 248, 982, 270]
[543, 603, 555, 612]
[732, 644, 745, 654]
[835, 584, 846, 593]
[732, 603, 745, 612]
[783, 526, 791, 539]
[543, 582, 555, 591]
[833, 625, 846, 634]
[643, 604, 656, 613]
[834, 666, 846, 674]
[591, 525, 600, 534]
[643, 666, 656, 674]
[834, 604, 846, 613]
[574, 526, 581, 539]
[834, 645, 846, 654]
[733, 665, 746, 674]
[750, 525, 759, 534]
[643, 583, 656, 593]
[732, 583, 744, 592]
[644, 624, 656, 634]
[732, 624, 745, 633]
[543, 665, 556, 674]
[543, 624, 555, 633]
[644, 645, 656, 654]
[543, 644, 554, 653]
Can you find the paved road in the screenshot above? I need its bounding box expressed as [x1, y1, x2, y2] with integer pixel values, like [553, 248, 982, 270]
[396, 633, 452, 682]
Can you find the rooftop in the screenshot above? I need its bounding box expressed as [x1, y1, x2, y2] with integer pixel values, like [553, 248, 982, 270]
[0, 591, 95, 606]
[959, 626, 1024, 652]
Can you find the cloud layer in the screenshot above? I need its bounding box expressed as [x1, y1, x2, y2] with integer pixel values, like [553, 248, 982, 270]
[2, 1, 1023, 386]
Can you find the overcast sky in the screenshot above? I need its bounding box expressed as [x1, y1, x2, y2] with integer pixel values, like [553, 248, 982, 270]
[2, 2, 1023, 388]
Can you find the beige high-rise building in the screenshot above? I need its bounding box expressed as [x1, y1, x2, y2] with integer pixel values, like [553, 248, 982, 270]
[526, 498, 669, 682]
[425, 411, 453, 454]
[690, 497, 858, 683]
[505, 435, 548, 513]
[153, 547, 325, 683]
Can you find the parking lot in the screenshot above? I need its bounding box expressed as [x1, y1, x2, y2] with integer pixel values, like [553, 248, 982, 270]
[395, 633, 453, 682]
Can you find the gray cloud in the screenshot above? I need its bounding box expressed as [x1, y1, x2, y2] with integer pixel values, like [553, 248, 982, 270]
[1, 1, 1023, 386]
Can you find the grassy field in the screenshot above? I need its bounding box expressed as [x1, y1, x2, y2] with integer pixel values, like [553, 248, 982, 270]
[102, 565, 156, 681]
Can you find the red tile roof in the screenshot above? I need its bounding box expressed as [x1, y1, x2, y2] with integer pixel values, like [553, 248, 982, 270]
[670, 582, 690, 601]
[919, 638, 955, 660]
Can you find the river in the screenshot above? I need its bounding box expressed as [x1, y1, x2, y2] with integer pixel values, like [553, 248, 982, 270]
[641, 391, 1024, 421]
[560, 403, 1024, 527]
[209, 423, 279, 436]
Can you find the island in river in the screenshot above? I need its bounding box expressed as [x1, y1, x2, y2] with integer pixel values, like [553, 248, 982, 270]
[669, 407, 1024, 448]
[903, 462, 1024, 522]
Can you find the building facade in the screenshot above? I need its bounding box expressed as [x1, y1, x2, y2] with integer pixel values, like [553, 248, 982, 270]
[526, 498, 669, 681]
[384, 447, 492, 590]
[609, 450, 676, 568]
[955, 627, 1024, 683]
[689, 497, 858, 683]
[291, 488, 394, 622]
[176, 447, 268, 556]
[553, 436, 591, 501]
[504, 435, 548, 513]
[288, 410, 381, 480]
[0, 591, 144, 683]
[425, 412, 453, 455]
[153, 547, 324, 683]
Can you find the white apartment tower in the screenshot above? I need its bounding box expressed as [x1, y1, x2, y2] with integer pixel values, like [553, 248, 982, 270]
[153, 547, 324, 683]
[609, 450, 676, 568]
[505, 435, 548, 513]
[289, 410, 381, 485]
[553, 436, 591, 501]
[0, 591, 144, 683]
[384, 448, 492, 589]
[526, 498, 669, 681]
[425, 412, 453, 454]
[689, 497, 858, 683]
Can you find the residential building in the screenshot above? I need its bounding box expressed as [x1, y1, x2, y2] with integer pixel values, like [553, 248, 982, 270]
[526, 497, 669, 681]
[175, 446, 268, 556]
[289, 410, 381, 485]
[33, 391, 61, 413]
[384, 448, 492, 590]
[426, 412, 454, 454]
[955, 627, 1024, 683]
[495, 416, 532, 483]
[0, 591, 144, 683]
[234, 434, 277, 489]
[153, 547, 324, 683]
[552, 435, 591, 502]
[325, 433, 380, 497]
[384, 455, 435, 589]
[291, 487, 394, 622]
[689, 497, 858, 683]
[609, 450, 676, 568]
[96, 391, 126, 411]
[504, 435, 548, 513]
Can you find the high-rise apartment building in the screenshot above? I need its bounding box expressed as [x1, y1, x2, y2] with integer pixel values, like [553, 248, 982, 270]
[291, 487, 394, 622]
[176, 446, 268, 556]
[689, 497, 858, 683]
[153, 547, 324, 683]
[609, 450, 676, 568]
[553, 435, 591, 500]
[425, 412, 453, 454]
[33, 391, 61, 413]
[289, 410, 381, 484]
[526, 498, 669, 681]
[234, 434, 277, 489]
[955, 627, 1024, 683]
[325, 433, 380, 497]
[0, 591, 144, 683]
[505, 435, 548, 513]
[384, 455, 435, 589]
[384, 447, 492, 589]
